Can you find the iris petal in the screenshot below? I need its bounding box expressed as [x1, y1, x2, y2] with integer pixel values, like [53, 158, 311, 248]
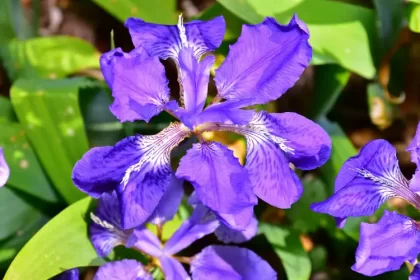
[178, 48, 214, 115]
[127, 227, 162, 258]
[111, 55, 170, 123]
[73, 123, 190, 229]
[176, 142, 257, 230]
[352, 211, 420, 276]
[148, 175, 184, 226]
[246, 133, 303, 208]
[311, 140, 420, 220]
[94, 259, 152, 280]
[190, 245, 277, 280]
[215, 214, 258, 244]
[164, 205, 219, 255]
[160, 256, 190, 280]
[125, 16, 225, 60]
[100, 47, 149, 89]
[251, 111, 331, 170]
[72, 136, 144, 198]
[117, 124, 190, 229]
[0, 148, 9, 188]
[407, 122, 420, 193]
[55, 268, 79, 280]
[214, 15, 311, 107]
[410, 264, 420, 280]
[192, 100, 254, 128]
[89, 192, 132, 257]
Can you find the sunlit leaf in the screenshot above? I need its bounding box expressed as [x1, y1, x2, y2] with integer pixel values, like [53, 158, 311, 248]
[408, 3, 420, 33]
[259, 223, 311, 280]
[216, 0, 377, 78]
[10, 78, 94, 203]
[4, 197, 102, 280]
[0, 121, 58, 203]
[92, 0, 177, 24]
[0, 187, 43, 240]
[0, 36, 99, 81]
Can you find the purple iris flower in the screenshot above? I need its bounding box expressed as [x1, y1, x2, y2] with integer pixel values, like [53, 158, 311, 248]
[72, 14, 331, 231]
[410, 264, 420, 280]
[311, 122, 420, 276]
[55, 269, 79, 280]
[90, 191, 275, 279]
[0, 147, 10, 187]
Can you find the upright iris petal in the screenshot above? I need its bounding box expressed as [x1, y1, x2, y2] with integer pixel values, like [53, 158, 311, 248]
[178, 48, 214, 115]
[125, 16, 225, 60]
[311, 139, 420, 220]
[100, 47, 149, 89]
[110, 55, 171, 123]
[0, 148, 9, 187]
[94, 259, 152, 280]
[73, 123, 190, 228]
[176, 142, 257, 230]
[214, 15, 311, 106]
[352, 211, 420, 276]
[190, 245, 277, 280]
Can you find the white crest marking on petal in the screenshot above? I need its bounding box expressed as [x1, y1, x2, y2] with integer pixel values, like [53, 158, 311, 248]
[177, 14, 188, 47]
[121, 123, 190, 187]
[90, 212, 115, 230]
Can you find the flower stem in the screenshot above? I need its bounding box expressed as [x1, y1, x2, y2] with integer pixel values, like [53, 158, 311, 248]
[156, 224, 163, 241]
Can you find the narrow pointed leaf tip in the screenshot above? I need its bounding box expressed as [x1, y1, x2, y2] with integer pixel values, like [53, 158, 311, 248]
[214, 14, 311, 107]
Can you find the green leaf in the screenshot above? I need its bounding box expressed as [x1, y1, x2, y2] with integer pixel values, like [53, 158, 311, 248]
[92, 0, 177, 24]
[4, 197, 102, 280]
[311, 64, 350, 119]
[373, 0, 403, 56]
[408, 3, 420, 33]
[0, 0, 15, 43]
[198, 3, 246, 41]
[0, 36, 99, 81]
[0, 187, 43, 240]
[287, 176, 335, 233]
[10, 78, 93, 203]
[216, 0, 377, 78]
[0, 97, 17, 122]
[259, 223, 311, 280]
[0, 121, 58, 203]
[317, 118, 357, 194]
[0, 200, 47, 269]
